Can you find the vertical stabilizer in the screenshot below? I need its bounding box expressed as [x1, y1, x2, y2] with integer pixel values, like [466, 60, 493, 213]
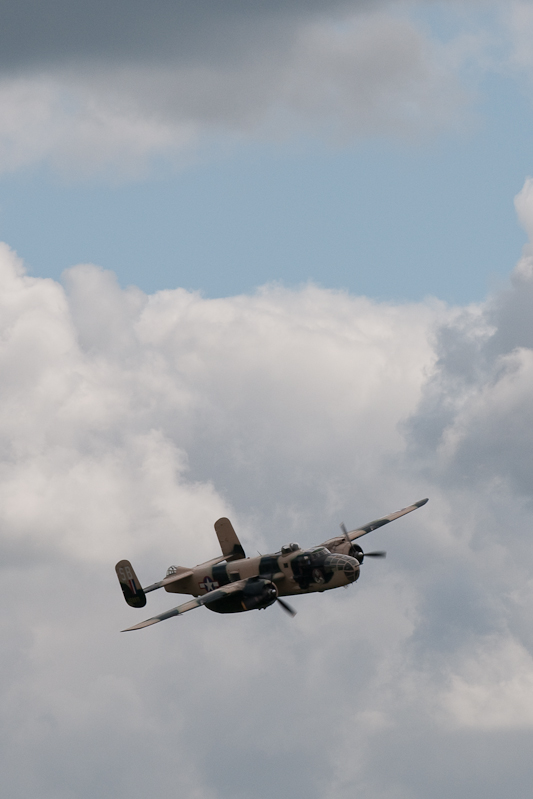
[214, 518, 246, 561]
[115, 559, 147, 608]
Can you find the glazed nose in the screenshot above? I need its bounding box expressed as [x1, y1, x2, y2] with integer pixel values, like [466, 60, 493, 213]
[342, 555, 359, 580]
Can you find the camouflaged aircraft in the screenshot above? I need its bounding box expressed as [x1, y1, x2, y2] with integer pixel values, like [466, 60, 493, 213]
[116, 497, 428, 630]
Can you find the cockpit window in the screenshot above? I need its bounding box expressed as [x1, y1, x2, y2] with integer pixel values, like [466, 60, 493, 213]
[281, 542, 300, 555]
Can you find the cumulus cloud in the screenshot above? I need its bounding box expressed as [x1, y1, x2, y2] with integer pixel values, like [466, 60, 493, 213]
[3, 176, 533, 797]
[444, 636, 533, 729]
[408, 176, 533, 498]
[0, 243, 439, 798]
[401, 175, 533, 735]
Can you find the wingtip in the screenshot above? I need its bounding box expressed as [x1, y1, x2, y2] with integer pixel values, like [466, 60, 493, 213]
[415, 497, 429, 507]
[121, 618, 161, 632]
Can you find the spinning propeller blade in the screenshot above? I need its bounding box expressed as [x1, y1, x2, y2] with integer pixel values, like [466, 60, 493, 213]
[340, 522, 350, 543]
[277, 598, 297, 617]
[364, 551, 387, 558]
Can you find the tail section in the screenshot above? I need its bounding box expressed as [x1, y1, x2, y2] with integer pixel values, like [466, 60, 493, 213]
[214, 517, 246, 561]
[115, 559, 147, 608]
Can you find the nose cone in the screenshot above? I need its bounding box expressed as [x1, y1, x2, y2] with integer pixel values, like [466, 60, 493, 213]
[342, 555, 360, 582]
[325, 554, 360, 583]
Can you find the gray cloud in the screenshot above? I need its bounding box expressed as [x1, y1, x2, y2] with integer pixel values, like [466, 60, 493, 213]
[0, 2, 473, 175]
[3, 2, 533, 177]
[0, 0, 364, 72]
[406, 180, 533, 499]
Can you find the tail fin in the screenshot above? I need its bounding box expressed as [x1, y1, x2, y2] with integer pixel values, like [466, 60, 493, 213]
[115, 559, 147, 608]
[214, 517, 246, 561]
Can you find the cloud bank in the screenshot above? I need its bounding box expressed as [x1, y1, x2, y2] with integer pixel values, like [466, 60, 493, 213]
[0, 1, 475, 176]
[7, 1, 533, 177]
[5, 2, 533, 177]
[2, 177, 533, 797]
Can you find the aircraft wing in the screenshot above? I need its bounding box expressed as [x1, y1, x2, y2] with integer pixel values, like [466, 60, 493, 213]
[121, 579, 249, 631]
[322, 498, 428, 547]
[348, 497, 428, 540]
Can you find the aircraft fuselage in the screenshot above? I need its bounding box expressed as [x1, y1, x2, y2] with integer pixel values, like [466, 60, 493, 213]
[164, 546, 360, 610]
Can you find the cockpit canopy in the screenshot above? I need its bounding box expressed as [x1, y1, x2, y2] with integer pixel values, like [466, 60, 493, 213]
[280, 542, 300, 556]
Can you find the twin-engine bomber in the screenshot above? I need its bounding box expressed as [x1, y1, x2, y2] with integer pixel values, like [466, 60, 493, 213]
[115, 498, 428, 630]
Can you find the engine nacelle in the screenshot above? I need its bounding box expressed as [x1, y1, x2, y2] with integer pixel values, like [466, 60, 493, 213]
[241, 578, 278, 611]
[205, 578, 278, 614]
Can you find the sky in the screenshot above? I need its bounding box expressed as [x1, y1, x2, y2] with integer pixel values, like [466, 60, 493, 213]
[0, 1, 533, 303]
[2, 2, 533, 798]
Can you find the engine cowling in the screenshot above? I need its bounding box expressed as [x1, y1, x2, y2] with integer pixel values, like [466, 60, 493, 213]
[326, 539, 364, 560]
[241, 578, 278, 611]
[349, 543, 364, 563]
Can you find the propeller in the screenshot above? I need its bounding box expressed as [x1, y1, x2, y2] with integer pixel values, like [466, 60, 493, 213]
[277, 597, 297, 617]
[263, 567, 297, 617]
[352, 548, 387, 563]
[340, 523, 387, 562]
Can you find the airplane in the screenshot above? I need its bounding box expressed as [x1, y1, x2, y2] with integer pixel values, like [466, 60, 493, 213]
[115, 497, 428, 631]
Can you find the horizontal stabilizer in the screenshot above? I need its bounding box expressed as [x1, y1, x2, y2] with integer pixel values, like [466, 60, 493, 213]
[115, 560, 146, 608]
[143, 568, 193, 594]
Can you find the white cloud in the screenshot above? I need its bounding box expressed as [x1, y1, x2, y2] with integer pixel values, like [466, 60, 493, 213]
[514, 175, 533, 271]
[0, 241, 435, 798]
[444, 636, 533, 729]
[3, 176, 533, 795]
[0, 76, 194, 178]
